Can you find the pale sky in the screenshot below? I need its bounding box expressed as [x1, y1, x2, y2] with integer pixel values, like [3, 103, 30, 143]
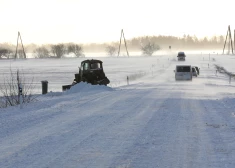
[0, 0, 234, 44]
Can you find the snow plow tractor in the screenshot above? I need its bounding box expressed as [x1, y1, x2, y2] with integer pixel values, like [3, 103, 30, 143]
[62, 59, 110, 91]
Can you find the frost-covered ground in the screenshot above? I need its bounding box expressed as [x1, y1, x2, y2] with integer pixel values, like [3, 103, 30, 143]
[1, 52, 235, 168]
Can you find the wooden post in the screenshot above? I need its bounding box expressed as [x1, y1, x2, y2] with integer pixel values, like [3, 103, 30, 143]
[15, 32, 27, 59]
[117, 29, 129, 57]
[223, 26, 229, 54]
[127, 76, 129, 85]
[122, 30, 129, 57]
[15, 32, 19, 59]
[117, 29, 123, 57]
[19, 32, 26, 59]
[228, 25, 233, 54]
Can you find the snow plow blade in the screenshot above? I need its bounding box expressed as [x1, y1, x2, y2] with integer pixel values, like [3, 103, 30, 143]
[96, 77, 110, 85]
[62, 85, 72, 91]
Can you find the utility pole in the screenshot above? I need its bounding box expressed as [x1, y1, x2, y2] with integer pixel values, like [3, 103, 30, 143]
[15, 31, 26, 59]
[234, 29, 235, 51]
[228, 25, 233, 54]
[117, 29, 129, 57]
[223, 25, 234, 54]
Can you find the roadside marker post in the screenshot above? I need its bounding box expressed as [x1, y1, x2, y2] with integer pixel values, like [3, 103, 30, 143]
[127, 76, 129, 85]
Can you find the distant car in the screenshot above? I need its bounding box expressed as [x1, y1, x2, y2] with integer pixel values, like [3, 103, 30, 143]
[192, 67, 198, 77]
[177, 52, 186, 61]
[175, 65, 192, 80]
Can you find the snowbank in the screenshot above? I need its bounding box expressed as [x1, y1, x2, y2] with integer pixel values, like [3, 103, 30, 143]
[65, 82, 113, 94]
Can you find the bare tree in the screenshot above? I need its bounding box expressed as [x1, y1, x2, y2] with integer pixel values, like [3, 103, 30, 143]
[67, 44, 84, 57]
[141, 42, 160, 56]
[51, 44, 65, 58]
[33, 46, 50, 58]
[0, 48, 13, 59]
[105, 45, 117, 56]
[0, 69, 37, 108]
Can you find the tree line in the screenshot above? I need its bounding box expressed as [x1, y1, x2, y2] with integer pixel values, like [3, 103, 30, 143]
[0, 43, 84, 59]
[83, 34, 226, 52]
[0, 34, 226, 58]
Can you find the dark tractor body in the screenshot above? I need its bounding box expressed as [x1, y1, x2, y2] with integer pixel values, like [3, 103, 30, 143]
[62, 59, 110, 91]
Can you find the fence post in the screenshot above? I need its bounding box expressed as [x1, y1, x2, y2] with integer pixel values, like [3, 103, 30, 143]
[229, 75, 231, 84]
[127, 76, 129, 85]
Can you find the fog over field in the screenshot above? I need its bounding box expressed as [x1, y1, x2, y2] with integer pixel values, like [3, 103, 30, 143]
[0, 51, 225, 94]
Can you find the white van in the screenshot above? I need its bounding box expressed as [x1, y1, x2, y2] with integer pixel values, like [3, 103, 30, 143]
[175, 65, 192, 80]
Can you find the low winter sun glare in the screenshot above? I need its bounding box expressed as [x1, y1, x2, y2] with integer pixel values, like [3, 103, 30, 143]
[0, 0, 234, 44]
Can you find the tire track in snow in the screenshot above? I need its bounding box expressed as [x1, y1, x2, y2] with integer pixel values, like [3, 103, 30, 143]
[0, 87, 162, 168]
[109, 87, 216, 168]
[107, 85, 176, 168]
[0, 89, 120, 164]
[201, 98, 235, 168]
[109, 89, 180, 168]
[0, 88, 119, 140]
[39, 89, 159, 168]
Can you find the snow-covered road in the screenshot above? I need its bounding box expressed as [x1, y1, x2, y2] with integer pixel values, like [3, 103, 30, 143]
[1, 55, 235, 168]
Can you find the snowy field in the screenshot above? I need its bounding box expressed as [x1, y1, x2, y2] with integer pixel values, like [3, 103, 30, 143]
[1, 52, 235, 167]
